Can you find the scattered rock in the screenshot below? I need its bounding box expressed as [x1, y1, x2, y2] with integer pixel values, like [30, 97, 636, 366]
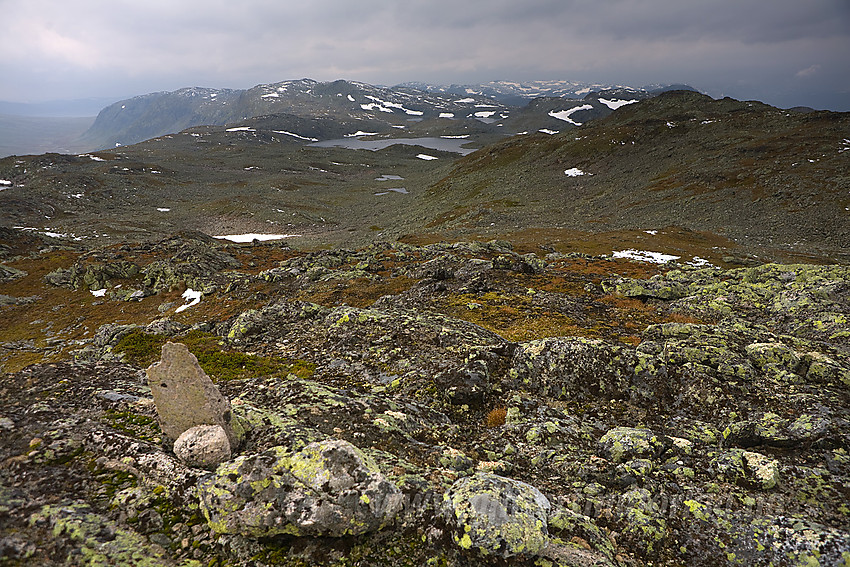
[146, 342, 243, 450]
[173, 424, 231, 469]
[442, 472, 551, 558]
[198, 439, 403, 538]
[598, 427, 672, 463]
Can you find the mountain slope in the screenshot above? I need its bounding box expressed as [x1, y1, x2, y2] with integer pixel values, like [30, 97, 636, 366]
[78, 79, 511, 150]
[400, 80, 695, 105]
[1, 90, 846, 264]
[77, 79, 679, 151]
[420, 91, 850, 261]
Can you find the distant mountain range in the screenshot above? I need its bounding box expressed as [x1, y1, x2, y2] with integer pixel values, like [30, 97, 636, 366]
[398, 80, 696, 106]
[74, 79, 687, 152]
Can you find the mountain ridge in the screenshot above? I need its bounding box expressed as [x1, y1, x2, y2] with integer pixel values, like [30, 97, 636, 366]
[76, 78, 678, 152]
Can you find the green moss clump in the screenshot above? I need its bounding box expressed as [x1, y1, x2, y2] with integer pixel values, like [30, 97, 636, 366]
[113, 330, 315, 381]
[113, 330, 167, 367]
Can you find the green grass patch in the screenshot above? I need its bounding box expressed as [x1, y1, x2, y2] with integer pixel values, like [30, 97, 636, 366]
[113, 329, 315, 381]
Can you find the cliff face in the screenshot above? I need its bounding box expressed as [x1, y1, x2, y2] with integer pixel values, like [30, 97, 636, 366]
[1, 234, 848, 566]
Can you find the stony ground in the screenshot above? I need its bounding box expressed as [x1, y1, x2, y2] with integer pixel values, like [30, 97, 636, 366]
[1, 231, 848, 566]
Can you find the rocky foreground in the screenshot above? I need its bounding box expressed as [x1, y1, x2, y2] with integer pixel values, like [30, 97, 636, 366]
[0, 234, 848, 566]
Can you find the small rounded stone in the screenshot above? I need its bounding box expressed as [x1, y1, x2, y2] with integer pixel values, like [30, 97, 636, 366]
[173, 424, 231, 469]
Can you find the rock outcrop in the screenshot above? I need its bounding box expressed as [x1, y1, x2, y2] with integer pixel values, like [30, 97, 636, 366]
[146, 342, 244, 451]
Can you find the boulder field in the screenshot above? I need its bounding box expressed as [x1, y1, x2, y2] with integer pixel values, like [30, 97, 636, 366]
[0, 237, 848, 566]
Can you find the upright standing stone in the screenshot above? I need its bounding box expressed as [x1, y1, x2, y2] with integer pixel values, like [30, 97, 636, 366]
[146, 342, 242, 450]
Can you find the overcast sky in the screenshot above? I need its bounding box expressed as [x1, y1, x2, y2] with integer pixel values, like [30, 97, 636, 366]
[2, 0, 849, 111]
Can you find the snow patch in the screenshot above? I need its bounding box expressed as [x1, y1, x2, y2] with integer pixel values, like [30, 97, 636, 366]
[687, 257, 714, 267]
[214, 233, 301, 243]
[347, 94, 355, 102]
[454, 98, 476, 103]
[274, 130, 319, 142]
[417, 154, 438, 160]
[548, 105, 593, 126]
[539, 129, 559, 135]
[644, 230, 658, 235]
[564, 168, 590, 177]
[175, 289, 202, 313]
[613, 249, 680, 264]
[79, 154, 105, 161]
[375, 188, 409, 195]
[90, 289, 107, 297]
[599, 98, 638, 110]
[361, 102, 394, 113]
[439, 113, 455, 118]
[261, 93, 280, 99]
[474, 111, 497, 118]
[440, 135, 469, 139]
[345, 131, 378, 137]
[376, 174, 405, 181]
[157, 208, 171, 212]
[226, 127, 255, 132]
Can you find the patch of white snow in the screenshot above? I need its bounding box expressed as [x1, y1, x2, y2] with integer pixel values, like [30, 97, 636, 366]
[417, 154, 438, 160]
[539, 129, 559, 135]
[214, 233, 301, 243]
[175, 289, 202, 313]
[612, 249, 680, 264]
[90, 289, 107, 297]
[439, 113, 455, 118]
[157, 208, 171, 212]
[599, 98, 638, 110]
[226, 127, 255, 132]
[273, 130, 319, 142]
[564, 168, 590, 177]
[548, 105, 593, 126]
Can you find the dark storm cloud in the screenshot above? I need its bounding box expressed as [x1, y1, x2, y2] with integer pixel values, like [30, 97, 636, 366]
[2, 0, 848, 109]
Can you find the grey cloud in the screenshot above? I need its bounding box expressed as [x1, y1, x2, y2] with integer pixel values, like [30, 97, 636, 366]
[1, 0, 848, 110]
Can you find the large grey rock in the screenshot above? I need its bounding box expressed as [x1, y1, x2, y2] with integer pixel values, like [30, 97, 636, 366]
[598, 426, 672, 463]
[442, 472, 551, 558]
[198, 439, 403, 538]
[146, 342, 242, 450]
[173, 424, 231, 470]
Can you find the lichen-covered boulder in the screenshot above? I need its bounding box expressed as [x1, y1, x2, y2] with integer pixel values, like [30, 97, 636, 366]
[510, 337, 636, 401]
[602, 276, 687, 300]
[712, 449, 780, 490]
[442, 472, 551, 558]
[598, 427, 672, 463]
[173, 424, 231, 469]
[198, 439, 403, 538]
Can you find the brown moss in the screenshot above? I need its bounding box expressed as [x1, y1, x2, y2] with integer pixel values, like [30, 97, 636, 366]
[485, 407, 507, 428]
[298, 276, 415, 308]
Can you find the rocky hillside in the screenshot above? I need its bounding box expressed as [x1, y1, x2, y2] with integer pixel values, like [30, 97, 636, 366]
[424, 90, 850, 262]
[2, 91, 846, 265]
[0, 230, 848, 566]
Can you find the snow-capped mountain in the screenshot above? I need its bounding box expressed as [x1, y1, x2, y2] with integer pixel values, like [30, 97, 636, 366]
[79, 79, 513, 150]
[399, 80, 697, 106]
